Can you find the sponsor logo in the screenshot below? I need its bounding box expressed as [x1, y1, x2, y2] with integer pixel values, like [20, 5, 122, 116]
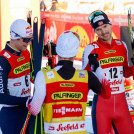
[60, 83, 75, 87]
[104, 50, 116, 54]
[26, 26, 32, 34]
[115, 40, 121, 45]
[3, 52, 11, 58]
[99, 56, 124, 65]
[109, 79, 122, 86]
[120, 71, 123, 74]
[13, 82, 21, 86]
[79, 71, 85, 78]
[26, 26, 31, 30]
[46, 71, 54, 79]
[48, 123, 85, 132]
[52, 92, 83, 100]
[111, 87, 119, 91]
[98, 21, 103, 26]
[0, 76, 4, 93]
[93, 15, 104, 23]
[17, 57, 25, 62]
[21, 88, 30, 95]
[53, 104, 83, 118]
[13, 62, 30, 74]
[56, 123, 79, 132]
[125, 85, 132, 90]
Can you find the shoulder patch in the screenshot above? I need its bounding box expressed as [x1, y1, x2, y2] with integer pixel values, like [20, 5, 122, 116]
[79, 70, 86, 78]
[46, 71, 54, 79]
[3, 52, 11, 58]
[92, 43, 99, 48]
[115, 40, 121, 45]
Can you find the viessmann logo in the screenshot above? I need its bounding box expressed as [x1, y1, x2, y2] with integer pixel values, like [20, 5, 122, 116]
[51, 92, 83, 100]
[53, 104, 83, 118]
[99, 56, 124, 65]
[13, 62, 30, 74]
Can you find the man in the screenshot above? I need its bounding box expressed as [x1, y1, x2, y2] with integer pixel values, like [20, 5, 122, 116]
[82, 10, 134, 134]
[27, 30, 111, 134]
[124, 77, 134, 123]
[0, 19, 33, 134]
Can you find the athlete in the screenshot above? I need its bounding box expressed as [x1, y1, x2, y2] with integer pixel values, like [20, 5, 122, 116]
[124, 77, 134, 123]
[0, 19, 33, 134]
[82, 10, 134, 134]
[27, 30, 111, 134]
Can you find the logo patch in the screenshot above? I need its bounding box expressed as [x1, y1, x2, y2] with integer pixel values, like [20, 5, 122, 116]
[115, 40, 121, 45]
[3, 52, 11, 59]
[92, 43, 99, 49]
[93, 15, 104, 23]
[79, 71, 85, 78]
[98, 21, 103, 26]
[46, 71, 54, 79]
[26, 25, 32, 34]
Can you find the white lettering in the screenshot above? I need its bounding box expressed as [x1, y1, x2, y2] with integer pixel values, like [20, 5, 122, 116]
[93, 15, 104, 23]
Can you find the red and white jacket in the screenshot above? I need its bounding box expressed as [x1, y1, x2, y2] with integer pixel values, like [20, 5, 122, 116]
[82, 38, 133, 94]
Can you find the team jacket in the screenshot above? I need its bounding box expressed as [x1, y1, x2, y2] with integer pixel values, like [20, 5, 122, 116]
[82, 38, 133, 94]
[0, 43, 31, 105]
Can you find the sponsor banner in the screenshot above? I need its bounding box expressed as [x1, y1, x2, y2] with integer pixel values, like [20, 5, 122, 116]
[41, 11, 121, 61]
[41, 11, 134, 26]
[52, 104, 83, 118]
[44, 121, 86, 133]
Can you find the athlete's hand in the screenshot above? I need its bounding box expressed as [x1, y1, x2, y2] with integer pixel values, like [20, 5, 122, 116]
[88, 53, 99, 72]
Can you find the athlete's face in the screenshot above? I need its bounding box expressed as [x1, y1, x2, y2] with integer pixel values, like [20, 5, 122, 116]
[14, 35, 33, 51]
[95, 24, 112, 44]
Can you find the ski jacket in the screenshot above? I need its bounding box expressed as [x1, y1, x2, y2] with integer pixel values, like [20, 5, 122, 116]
[0, 43, 31, 105]
[0, 43, 31, 134]
[82, 38, 133, 94]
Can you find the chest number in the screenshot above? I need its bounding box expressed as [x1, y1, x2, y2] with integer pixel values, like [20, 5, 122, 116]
[109, 67, 118, 79]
